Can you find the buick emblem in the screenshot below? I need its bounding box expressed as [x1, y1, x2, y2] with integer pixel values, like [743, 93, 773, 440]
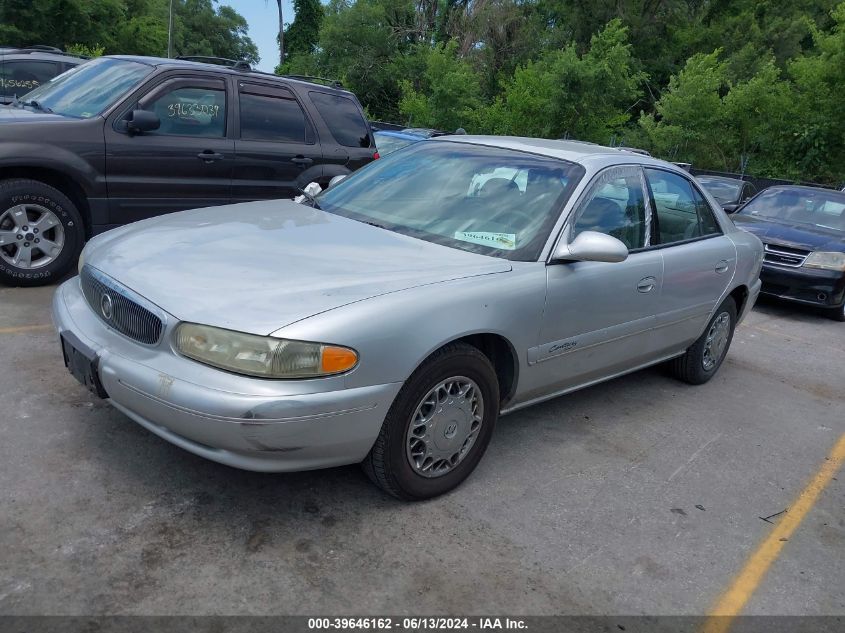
[100, 293, 114, 320]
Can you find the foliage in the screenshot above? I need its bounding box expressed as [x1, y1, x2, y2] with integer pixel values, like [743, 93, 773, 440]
[0, 0, 257, 64]
[2, 0, 844, 182]
[66, 43, 106, 58]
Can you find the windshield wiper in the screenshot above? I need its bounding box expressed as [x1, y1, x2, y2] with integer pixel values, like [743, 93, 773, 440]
[19, 99, 53, 114]
[296, 186, 321, 209]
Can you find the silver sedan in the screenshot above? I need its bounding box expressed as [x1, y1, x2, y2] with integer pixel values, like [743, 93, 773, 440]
[53, 137, 764, 499]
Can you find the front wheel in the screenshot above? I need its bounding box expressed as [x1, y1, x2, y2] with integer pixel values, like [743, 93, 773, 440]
[0, 179, 85, 287]
[827, 303, 845, 322]
[669, 297, 737, 385]
[363, 343, 499, 500]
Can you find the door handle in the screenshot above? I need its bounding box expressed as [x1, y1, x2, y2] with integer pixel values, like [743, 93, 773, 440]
[715, 260, 730, 274]
[637, 276, 656, 293]
[197, 151, 224, 163]
[291, 156, 314, 167]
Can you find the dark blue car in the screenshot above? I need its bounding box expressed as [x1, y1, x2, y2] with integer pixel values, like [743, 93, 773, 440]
[732, 185, 845, 321]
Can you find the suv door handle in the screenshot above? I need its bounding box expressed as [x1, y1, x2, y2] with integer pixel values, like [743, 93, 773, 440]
[637, 276, 657, 293]
[197, 151, 224, 163]
[291, 156, 314, 167]
[715, 260, 730, 274]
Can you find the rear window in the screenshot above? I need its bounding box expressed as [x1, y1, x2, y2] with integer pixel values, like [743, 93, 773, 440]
[309, 91, 371, 148]
[1, 60, 60, 94]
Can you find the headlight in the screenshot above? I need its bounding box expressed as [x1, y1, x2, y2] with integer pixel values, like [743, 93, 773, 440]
[174, 323, 358, 378]
[803, 251, 845, 272]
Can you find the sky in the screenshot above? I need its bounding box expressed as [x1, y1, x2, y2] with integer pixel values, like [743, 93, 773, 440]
[232, 0, 297, 72]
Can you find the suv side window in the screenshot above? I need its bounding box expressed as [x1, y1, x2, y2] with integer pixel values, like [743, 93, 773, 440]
[239, 84, 312, 143]
[146, 84, 227, 138]
[571, 165, 651, 250]
[1, 60, 59, 93]
[645, 168, 721, 244]
[309, 91, 371, 148]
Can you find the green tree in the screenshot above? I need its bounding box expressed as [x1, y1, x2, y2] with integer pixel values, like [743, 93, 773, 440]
[398, 41, 483, 130]
[283, 0, 325, 67]
[479, 19, 645, 142]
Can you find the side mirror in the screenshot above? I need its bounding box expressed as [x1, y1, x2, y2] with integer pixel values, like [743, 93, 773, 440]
[552, 230, 628, 263]
[722, 203, 740, 214]
[328, 174, 348, 188]
[126, 109, 160, 135]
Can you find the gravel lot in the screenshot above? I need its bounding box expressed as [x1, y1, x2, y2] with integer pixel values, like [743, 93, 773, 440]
[1, 281, 843, 616]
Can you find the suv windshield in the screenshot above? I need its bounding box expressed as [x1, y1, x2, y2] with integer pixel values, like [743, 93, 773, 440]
[19, 57, 153, 119]
[317, 141, 584, 261]
[740, 188, 845, 231]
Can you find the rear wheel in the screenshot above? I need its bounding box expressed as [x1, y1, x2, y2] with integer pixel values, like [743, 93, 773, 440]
[0, 179, 85, 287]
[669, 297, 737, 385]
[362, 343, 499, 500]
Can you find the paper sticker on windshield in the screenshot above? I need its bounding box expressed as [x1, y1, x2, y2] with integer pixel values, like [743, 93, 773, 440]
[454, 231, 517, 250]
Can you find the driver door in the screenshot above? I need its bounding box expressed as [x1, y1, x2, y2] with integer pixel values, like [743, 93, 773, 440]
[104, 75, 234, 225]
[531, 165, 663, 394]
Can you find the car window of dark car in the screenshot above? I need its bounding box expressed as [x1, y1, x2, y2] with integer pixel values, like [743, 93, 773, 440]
[698, 177, 740, 204]
[21, 57, 154, 118]
[1, 60, 59, 94]
[239, 89, 312, 143]
[571, 165, 651, 250]
[741, 182, 757, 202]
[742, 189, 845, 231]
[148, 85, 226, 137]
[309, 91, 371, 148]
[646, 169, 721, 243]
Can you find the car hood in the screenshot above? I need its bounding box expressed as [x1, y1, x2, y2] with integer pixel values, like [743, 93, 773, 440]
[732, 214, 845, 252]
[84, 200, 512, 335]
[0, 105, 68, 123]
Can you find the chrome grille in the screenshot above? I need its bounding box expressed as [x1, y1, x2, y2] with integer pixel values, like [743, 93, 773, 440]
[80, 266, 164, 345]
[763, 243, 809, 268]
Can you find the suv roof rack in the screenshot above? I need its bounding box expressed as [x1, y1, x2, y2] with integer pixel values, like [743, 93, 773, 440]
[176, 55, 252, 71]
[283, 75, 344, 89]
[1, 45, 87, 58]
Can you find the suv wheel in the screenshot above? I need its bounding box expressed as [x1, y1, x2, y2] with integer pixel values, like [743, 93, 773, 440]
[0, 179, 85, 287]
[828, 303, 845, 322]
[362, 343, 499, 500]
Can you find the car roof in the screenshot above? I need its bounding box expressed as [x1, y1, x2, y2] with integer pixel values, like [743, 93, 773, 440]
[374, 129, 427, 140]
[0, 50, 84, 63]
[106, 55, 355, 95]
[430, 135, 680, 170]
[697, 175, 746, 185]
[763, 184, 845, 198]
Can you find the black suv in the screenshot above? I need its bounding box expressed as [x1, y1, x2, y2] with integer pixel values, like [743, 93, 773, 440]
[0, 45, 84, 104]
[0, 55, 376, 286]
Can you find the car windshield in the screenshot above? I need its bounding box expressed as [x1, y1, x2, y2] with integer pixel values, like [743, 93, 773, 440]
[374, 132, 419, 155]
[317, 141, 585, 261]
[698, 178, 741, 203]
[19, 57, 153, 119]
[740, 188, 845, 231]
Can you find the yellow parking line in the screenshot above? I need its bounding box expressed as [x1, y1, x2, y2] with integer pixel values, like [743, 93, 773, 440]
[702, 433, 845, 633]
[0, 324, 53, 335]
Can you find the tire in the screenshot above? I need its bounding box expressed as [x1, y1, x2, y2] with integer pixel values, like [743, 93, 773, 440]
[669, 297, 737, 385]
[828, 303, 845, 322]
[0, 179, 85, 287]
[362, 342, 499, 500]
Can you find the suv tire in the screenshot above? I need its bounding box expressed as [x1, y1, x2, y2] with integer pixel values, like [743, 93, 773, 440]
[0, 179, 85, 287]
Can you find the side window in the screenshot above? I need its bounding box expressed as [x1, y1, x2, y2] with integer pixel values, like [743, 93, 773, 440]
[645, 169, 720, 244]
[239, 90, 311, 143]
[147, 85, 226, 137]
[309, 91, 371, 148]
[1, 60, 59, 93]
[571, 165, 651, 250]
[742, 183, 756, 202]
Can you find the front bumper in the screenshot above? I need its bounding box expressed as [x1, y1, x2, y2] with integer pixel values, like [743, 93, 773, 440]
[52, 277, 402, 472]
[759, 264, 845, 308]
